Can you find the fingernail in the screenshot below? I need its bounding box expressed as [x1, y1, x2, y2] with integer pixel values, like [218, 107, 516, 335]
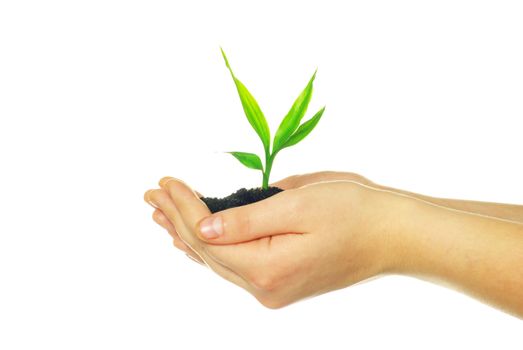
[199, 216, 223, 239]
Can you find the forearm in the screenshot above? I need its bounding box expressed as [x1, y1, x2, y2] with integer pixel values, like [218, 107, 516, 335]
[434, 197, 523, 224]
[394, 195, 523, 318]
[378, 184, 523, 224]
[289, 172, 523, 223]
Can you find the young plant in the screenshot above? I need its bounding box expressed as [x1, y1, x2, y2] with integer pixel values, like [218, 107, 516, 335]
[221, 48, 326, 189]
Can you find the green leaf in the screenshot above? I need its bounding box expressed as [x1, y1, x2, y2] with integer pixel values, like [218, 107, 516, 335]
[281, 106, 325, 149]
[221, 48, 271, 153]
[272, 69, 317, 153]
[227, 152, 264, 171]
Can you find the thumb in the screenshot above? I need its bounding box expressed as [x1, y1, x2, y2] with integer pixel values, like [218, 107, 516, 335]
[196, 189, 304, 244]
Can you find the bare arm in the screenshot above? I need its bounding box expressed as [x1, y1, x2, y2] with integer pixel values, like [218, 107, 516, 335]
[273, 172, 523, 316]
[380, 184, 523, 224]
[275, 172, 523, 223]
[147, 176, 523, 316]
[395, 193, 523, 318]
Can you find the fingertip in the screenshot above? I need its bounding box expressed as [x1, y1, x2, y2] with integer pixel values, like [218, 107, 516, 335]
[152, 209, 166, 224]
[158, 176, 174, 187]
[162, 177, 197, 200]
[159, 176, 203, 199]
[152, 209, 161, 222]
[144, 189, 153, 203]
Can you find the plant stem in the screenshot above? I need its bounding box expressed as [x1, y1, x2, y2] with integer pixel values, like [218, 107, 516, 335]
[262, 152, 276, 189]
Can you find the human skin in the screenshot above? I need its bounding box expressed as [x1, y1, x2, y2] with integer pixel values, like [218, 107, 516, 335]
[148, 171, 523, 262]
[144, 173, 523, 317]
[271, 172, 523, 223]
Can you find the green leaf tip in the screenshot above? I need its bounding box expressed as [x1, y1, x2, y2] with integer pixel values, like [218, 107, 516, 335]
[227, 151, 264, 171]
[272, 69, 318, 153]
[220, 47, 232, 72]
[281, 105, 326, 149]
[221, 48, 271, 153]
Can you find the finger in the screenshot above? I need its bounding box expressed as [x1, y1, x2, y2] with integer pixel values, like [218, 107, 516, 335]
[144, 189, 159, 208]
[205, 234, 272, 272]
[156, 178, 257, 289]
[147, 188, 201, 252]
[152, 208, 181, 239]
[159, 177, 211, 237]
[152, 209, 204, 263]
[147, 189, 196, 255]
[155, 181, 274, 286]
[155, 179, 301, 298]
[194, 188, 307, 244]
[152, 182, 203, 202]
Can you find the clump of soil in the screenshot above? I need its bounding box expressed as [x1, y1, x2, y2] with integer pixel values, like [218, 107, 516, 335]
[200, 186, 284, 213]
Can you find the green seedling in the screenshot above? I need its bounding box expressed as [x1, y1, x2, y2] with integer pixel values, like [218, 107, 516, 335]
[221, 48, 326, 189]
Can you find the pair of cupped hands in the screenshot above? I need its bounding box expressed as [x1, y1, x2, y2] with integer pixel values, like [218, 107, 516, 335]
[144, 171, 410, 309]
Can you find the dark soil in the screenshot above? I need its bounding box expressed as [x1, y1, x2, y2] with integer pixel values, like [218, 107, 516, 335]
[200, 186, 284, 213]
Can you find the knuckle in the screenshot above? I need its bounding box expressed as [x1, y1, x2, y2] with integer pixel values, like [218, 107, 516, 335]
[249, 267, 279, 292]
[223, 211, 250, 238]
[252, 275, 275, 291]
[285, 189, 306, 213]
[346, 172, 368, 184]
[345, 171, 360, 180]
[285, 174, 301, 186]
[159, 176, 172, 186]
[256, 295, 286, 309]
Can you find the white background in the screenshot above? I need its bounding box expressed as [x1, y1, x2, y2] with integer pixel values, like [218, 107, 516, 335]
[1, 0, 522, 348]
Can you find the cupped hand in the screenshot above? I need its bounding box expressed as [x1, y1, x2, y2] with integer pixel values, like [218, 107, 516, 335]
[144, 176, 408, 308]
[146, 171, 376, 264]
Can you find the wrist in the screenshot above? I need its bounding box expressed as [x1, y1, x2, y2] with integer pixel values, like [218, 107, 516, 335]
[383, 192, 491, 278]
[358, 187, 420, 275]
[368, 188, 437, 275]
